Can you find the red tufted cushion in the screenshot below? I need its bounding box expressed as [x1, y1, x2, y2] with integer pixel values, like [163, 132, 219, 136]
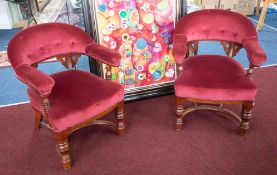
[8, 23, 122, 69]
[174, 9, 257, 44]
[28, 70, 124, 132]
[173, 9, 267, 68]
[174, 55, 257, 101]
[8, 23, 93, 68]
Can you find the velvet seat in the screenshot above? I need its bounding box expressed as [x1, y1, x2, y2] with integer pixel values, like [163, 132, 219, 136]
[7, 23, 126, 169]
[172, 9, 267, 135]
[175, 55, 257, 101]
[27, 70, 124, 132]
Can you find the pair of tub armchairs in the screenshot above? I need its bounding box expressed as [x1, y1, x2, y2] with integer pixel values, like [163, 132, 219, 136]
[7, 10, 267, 169]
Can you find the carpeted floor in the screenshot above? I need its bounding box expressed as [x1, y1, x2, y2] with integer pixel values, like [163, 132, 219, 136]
[0, 66, 276, 175]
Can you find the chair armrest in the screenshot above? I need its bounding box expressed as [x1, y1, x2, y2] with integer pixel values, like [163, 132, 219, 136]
[243, 36, 267, 67]
[85, 42, 121, 66]
[172, 34, 188, 64]
[15, 64, 55, 96]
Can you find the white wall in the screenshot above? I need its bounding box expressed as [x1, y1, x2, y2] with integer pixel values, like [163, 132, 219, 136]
[0, 0, 13, 29]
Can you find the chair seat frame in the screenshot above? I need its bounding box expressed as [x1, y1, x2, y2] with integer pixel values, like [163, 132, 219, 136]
[175, 40, 256, 135]
[32, 56, 125, 169]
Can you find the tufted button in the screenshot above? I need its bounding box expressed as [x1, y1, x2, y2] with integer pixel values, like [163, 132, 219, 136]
[19, 36, 23, 40]
[234, 32, 238, 38]
[39, 47, 44, 51]
[56, 41, 61, 46]
[220, 28, 225, 33]
[71, 41, 75, 45]
[27, 54, 31, 57]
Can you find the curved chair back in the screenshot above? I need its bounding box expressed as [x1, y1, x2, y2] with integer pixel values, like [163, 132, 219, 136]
[8, 23, 93, 68]
[174, 9, 257, 44]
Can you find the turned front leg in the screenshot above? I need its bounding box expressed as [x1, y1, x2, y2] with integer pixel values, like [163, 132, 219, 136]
[55, 133, 72, 169]
[33, 108, 42, 129]
[176, 64, 183, 76]
[105, 65, 112, 80]
[240, 101, 254, 135]
[175, 97, 185, 131]
[115, 101, 125, 135]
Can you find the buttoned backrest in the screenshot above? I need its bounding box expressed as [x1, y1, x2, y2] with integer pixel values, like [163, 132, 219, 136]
[174, 9, 257, 43]
[8, 23, 93, 68]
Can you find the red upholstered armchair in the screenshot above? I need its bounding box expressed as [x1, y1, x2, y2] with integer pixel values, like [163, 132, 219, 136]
[172, 10, 267, 135]
[7, 23, 125, 169]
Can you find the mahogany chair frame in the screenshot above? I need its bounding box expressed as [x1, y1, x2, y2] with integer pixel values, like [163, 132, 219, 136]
[175, 40, 255, 135]
[31, 56, 125, 169]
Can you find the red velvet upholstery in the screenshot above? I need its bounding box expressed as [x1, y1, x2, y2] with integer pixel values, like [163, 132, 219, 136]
[86, 43, 121, 66]
[15, 64, 55, 96]
[174, 55, 257, 101]
[173, 9, 267, 66]
[172, 34, 187, 64]
[7, 23, 123, 133]
[8, 23, 121, 69]
[174, 10, 256, 42]
[243, 36, 267, 67]
[28, 70, 124, 132]
[173, 10, 267, 101]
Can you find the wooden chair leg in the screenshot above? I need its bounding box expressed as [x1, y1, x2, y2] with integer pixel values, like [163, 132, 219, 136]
[34, 109, 42, 129]
[240, 101, 254, 135]
[115, 101, 125, 135]
[256, 0, 262, 16]
[256, 0, 270, 31]
[55, 132, 72, 169]
[175, 97, 185, 131]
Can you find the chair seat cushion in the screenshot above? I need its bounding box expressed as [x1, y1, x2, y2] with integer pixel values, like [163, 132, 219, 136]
[174, 55, 257, 101]
[28, 70, 124, 132]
